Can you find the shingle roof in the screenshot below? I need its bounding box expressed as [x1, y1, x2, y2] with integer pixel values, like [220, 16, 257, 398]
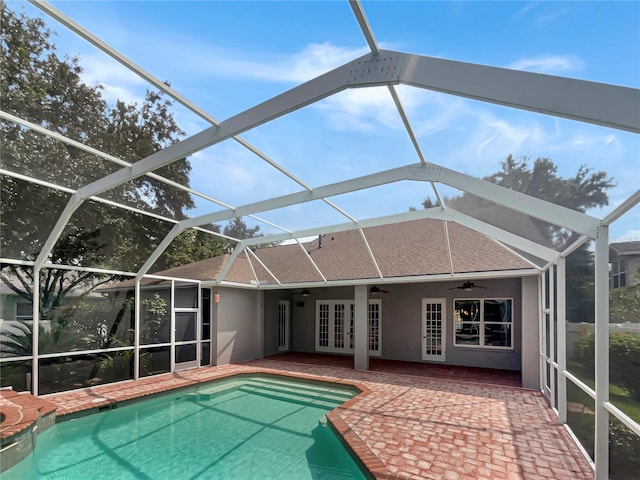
[264, 219, 533, 281]
[610, 241, 640, 256]
[106, 218, 535, 289]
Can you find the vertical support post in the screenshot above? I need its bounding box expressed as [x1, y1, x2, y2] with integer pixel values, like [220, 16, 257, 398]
[538, 274, 544, 392]
[594, 224, 609, 479]
[196, 284, 202, 366]
[257, 290, 264, 359]
[354, 285, 369, 371]
[31, 268, 40, 396]
[211, 288, 218, 366]
[134, 278, 140, 380]
[520, 276, 541, 389]
[557, 256, 567, 424]
[170, 280, 175, 372]
[540, 271, 548, 394]
[549, 265, 556, 408]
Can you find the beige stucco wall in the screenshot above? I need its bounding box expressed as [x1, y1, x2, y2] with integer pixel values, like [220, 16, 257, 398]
[214, 287, 263, 365]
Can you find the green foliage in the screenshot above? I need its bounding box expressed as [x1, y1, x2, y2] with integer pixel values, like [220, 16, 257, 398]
[610, 417, 640, 480]
[444, 155, 613, 249]
[567, 381, 640, 480]
[1, 3, 207, 308]
[0, 321, 77, 357]
[0, 321, 34, 357]
[610, 266, 640, 324]
[154, 228, 227, 272]
[417, 155, 613, 323]
[575, 332, 640, 400]
[140, 292, 169, 344]
[1, 4, 269, 294]
[610, 287, 640, 324]
[566, 243, 595, 323]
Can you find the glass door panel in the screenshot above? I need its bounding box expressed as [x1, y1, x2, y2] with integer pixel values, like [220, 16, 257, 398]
[422, 298, 446, 362]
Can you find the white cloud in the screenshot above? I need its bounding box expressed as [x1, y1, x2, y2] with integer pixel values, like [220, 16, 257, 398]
[315, 87, 401, 132]
[511, 2, 542, 20]
[315, 85, 436, 133]
[612, 230, 640, 242]
[180, 41, 368, 84]
[474, 116, 542, 159]
[508, 55, 584, 74]
[534, 8, 570, 26]
[79, 54, 148, 105]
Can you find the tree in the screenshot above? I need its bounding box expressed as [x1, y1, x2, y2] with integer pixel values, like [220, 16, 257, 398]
[220, 217, 262, 252]
[418, 155, 614, 323]
[0, 3, 200, 320]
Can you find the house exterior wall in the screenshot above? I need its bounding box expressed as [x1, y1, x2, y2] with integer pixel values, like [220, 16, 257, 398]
[215, 287, 262, 365]
[264, 278, 528, 372]
[610, 250, 640, 289]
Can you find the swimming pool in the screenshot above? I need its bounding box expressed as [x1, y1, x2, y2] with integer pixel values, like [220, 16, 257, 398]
[4, 375, 368, 479]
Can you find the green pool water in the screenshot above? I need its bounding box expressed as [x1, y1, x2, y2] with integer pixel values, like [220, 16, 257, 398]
[5, 375, 368, 479]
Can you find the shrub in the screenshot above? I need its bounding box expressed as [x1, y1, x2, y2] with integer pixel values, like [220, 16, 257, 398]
[610, 417, 640, 480]
[575, 332, 640, 400]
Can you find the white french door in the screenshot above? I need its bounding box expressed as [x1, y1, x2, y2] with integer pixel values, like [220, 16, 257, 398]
[421, 298, 446, 362]
[315, 299, 381, 356]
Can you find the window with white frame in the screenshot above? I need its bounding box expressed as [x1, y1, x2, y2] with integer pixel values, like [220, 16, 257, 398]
[611, 260, 627, 289]
[453, 298, 513, 349]
[16, 301, 33, 321]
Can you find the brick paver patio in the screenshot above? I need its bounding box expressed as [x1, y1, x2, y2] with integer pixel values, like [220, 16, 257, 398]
[1, 356, 594, 479]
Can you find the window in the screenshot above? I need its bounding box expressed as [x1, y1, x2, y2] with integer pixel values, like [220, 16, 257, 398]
[453, 298, 513, 349]
[612, 260, 627, 289]
[16, 302, 33, 321]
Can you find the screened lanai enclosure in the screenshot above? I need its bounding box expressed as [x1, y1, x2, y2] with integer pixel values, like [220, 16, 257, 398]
[1, 1, 639, 478]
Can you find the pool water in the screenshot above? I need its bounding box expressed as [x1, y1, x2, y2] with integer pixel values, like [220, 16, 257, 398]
[4, 375, 368, 479]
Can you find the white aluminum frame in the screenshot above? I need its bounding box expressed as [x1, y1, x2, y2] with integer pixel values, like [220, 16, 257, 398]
[0, 3, 637, 479]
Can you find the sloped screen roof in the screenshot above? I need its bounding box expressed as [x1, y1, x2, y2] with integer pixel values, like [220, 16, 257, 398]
[1, 0, 638, 288]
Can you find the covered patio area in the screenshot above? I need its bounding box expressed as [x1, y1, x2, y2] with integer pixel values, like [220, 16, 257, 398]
[266, 352, 523, 388]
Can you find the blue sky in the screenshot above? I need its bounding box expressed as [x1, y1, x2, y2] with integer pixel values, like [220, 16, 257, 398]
[12, 0, 640, 246]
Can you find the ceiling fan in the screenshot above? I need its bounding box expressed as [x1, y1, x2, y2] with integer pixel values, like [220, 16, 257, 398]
[294, 288, 317, 297]
[448, 281, 486, 291]
[369, 286, 389, 294]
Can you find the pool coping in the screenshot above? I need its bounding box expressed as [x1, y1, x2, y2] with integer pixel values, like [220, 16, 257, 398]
[1, 366, 393, 479]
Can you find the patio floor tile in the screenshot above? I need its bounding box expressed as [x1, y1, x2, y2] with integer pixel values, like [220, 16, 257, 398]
[1, 356, 594, 479]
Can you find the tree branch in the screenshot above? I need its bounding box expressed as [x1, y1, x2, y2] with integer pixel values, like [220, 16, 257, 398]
[0, 271, 32, 300]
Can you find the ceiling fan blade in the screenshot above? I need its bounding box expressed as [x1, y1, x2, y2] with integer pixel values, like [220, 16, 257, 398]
[370, 286, 390, 294]
[449, 281, 486, 291]
[295, 289, 318, 296]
